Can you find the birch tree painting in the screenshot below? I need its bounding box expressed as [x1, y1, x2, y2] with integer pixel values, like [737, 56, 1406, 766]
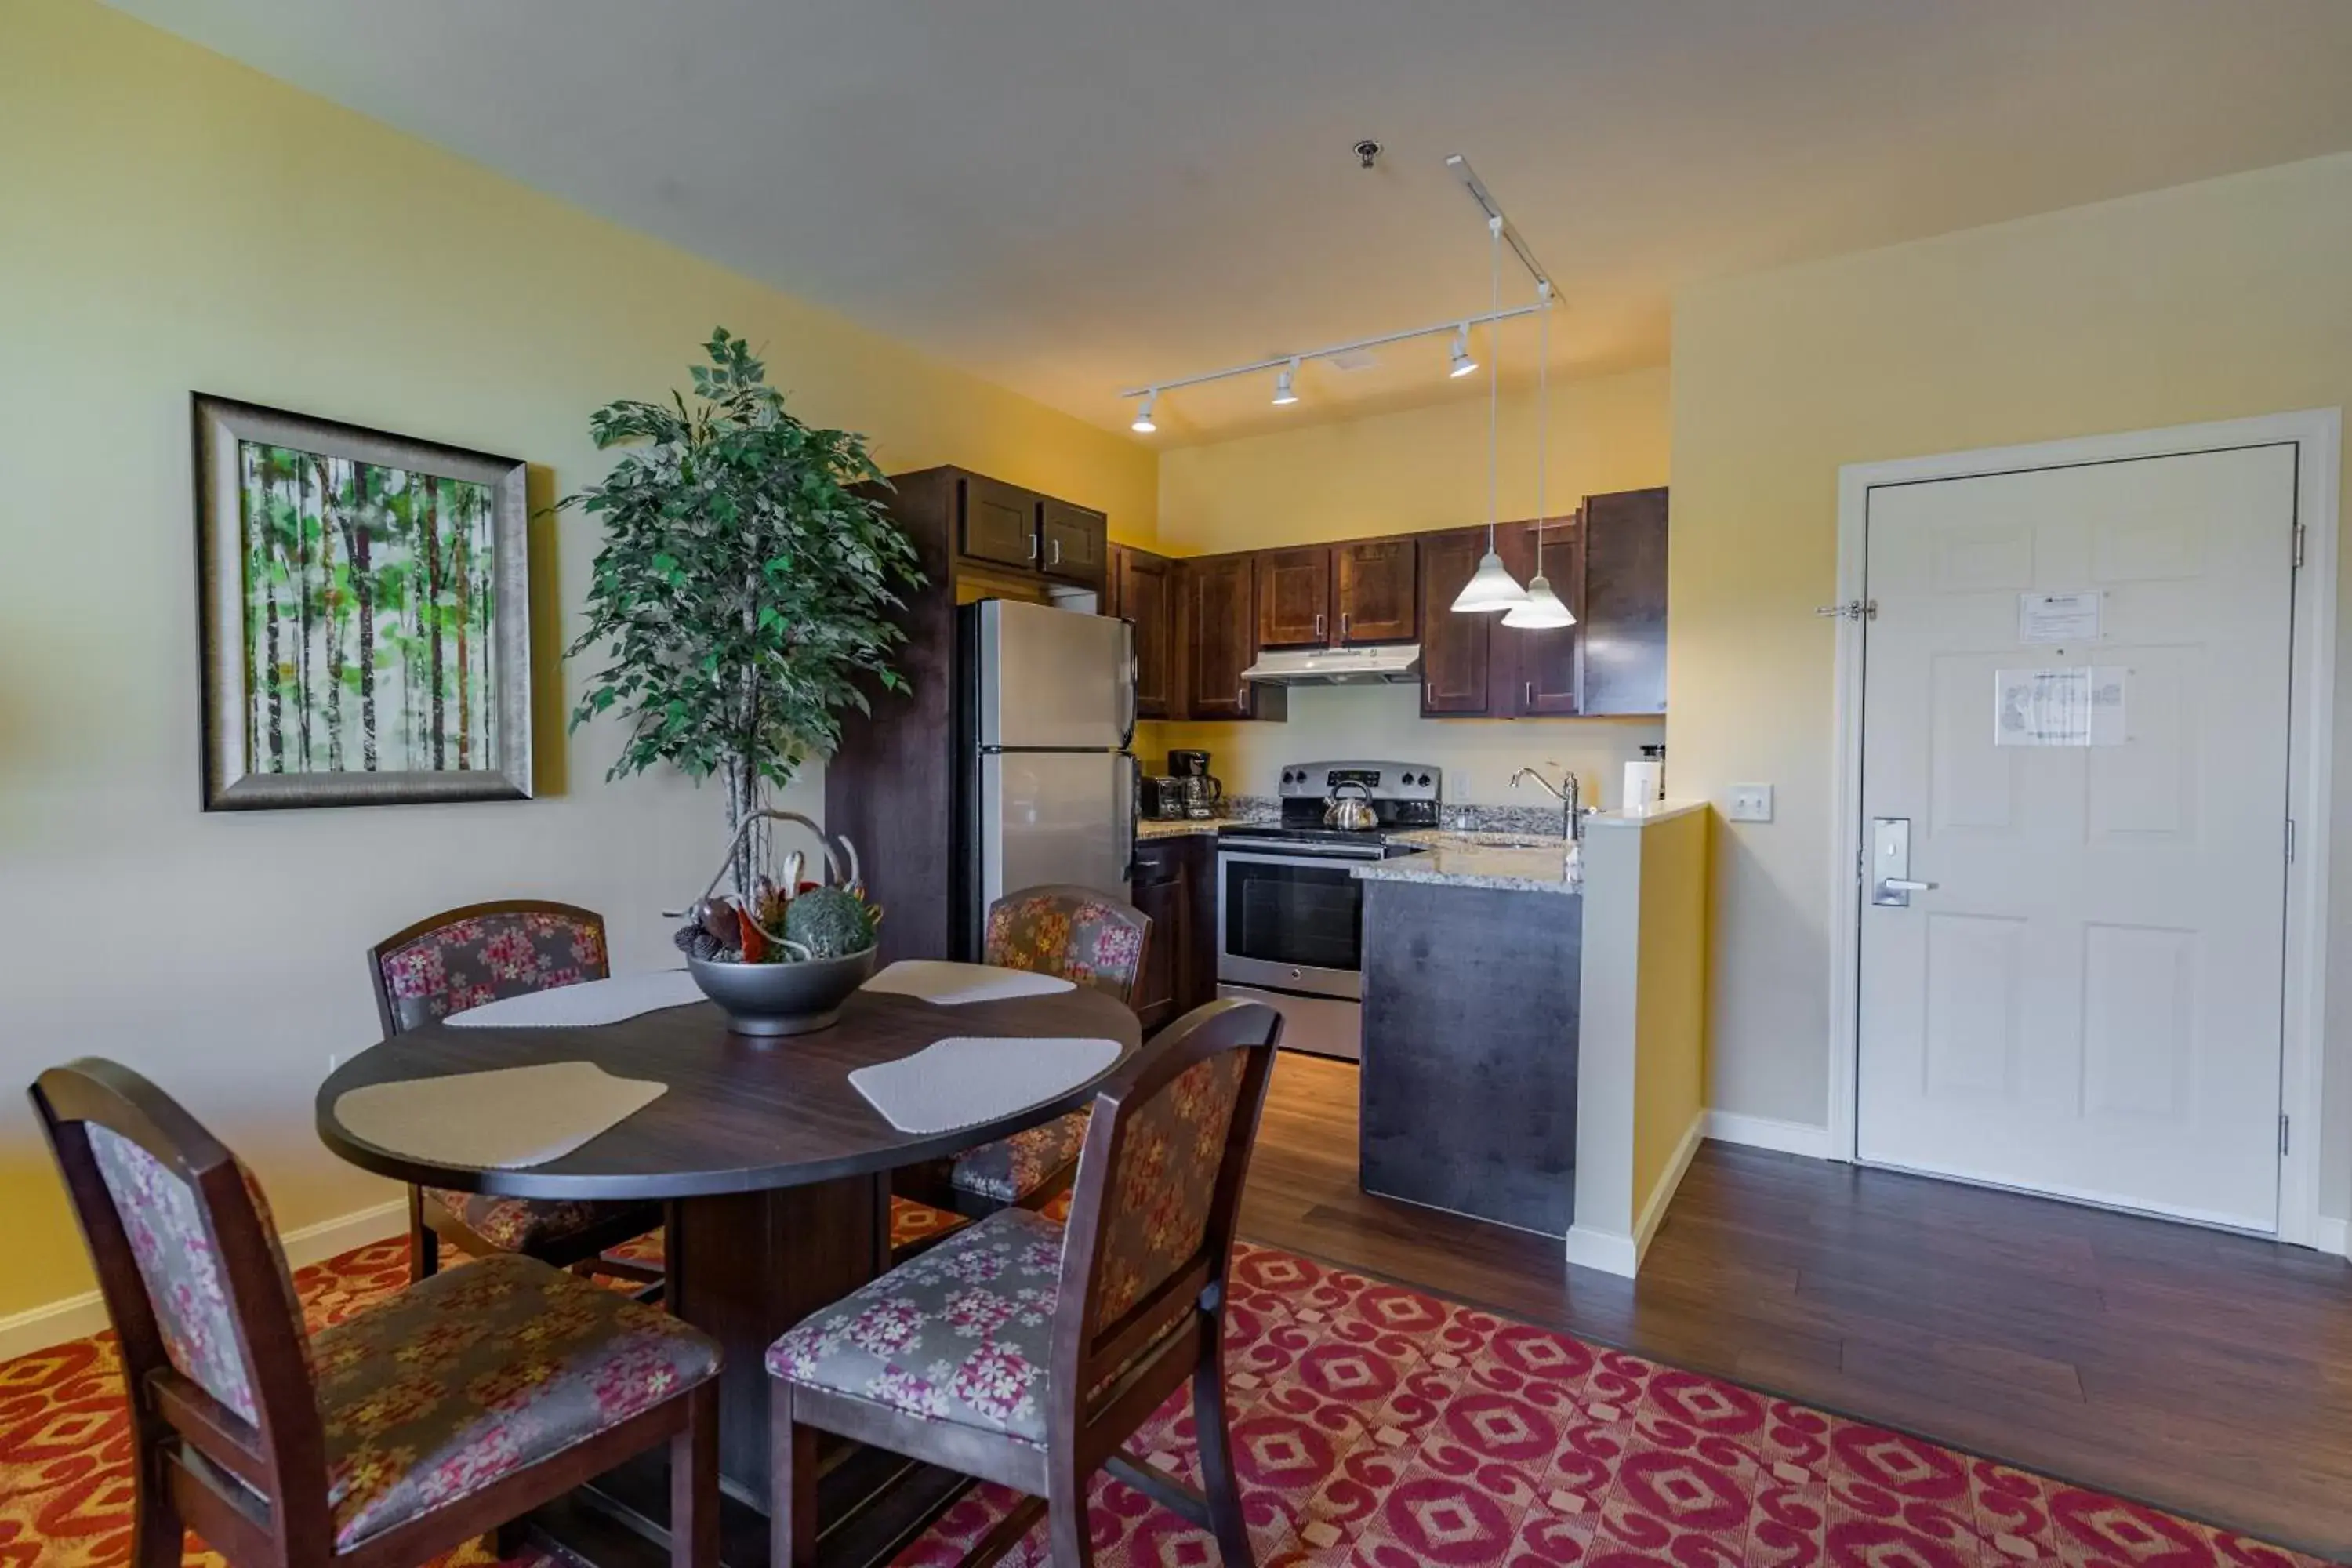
[237, 441, 499, 776]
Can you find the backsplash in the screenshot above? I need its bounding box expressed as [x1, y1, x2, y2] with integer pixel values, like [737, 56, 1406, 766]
[1136, 681, 1664, 811]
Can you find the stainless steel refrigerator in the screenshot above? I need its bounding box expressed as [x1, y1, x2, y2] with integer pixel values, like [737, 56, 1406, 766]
[956, 599, 1136, 957]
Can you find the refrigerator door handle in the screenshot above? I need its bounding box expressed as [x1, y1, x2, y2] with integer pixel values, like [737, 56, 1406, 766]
[1119, 619, 1138, 746]
[1117, 753, 1138, 880]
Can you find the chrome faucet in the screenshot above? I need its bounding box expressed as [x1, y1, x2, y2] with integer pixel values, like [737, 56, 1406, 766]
[1510, 765, 1583, 842]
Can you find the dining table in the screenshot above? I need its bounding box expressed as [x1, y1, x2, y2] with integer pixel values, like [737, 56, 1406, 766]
[315, 976, 1142, 1568]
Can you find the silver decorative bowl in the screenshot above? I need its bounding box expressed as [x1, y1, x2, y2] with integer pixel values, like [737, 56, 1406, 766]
[687, 946, 879, 1036]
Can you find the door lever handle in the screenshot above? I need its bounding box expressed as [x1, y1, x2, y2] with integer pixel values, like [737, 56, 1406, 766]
[1880, 878, 1938, 893]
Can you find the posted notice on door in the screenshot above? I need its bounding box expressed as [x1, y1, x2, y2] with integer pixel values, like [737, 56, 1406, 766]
[1995, 666, 2127, 747]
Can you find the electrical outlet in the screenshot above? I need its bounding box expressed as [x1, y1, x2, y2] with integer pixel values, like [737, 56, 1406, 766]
[1726, 783, 1774, 823]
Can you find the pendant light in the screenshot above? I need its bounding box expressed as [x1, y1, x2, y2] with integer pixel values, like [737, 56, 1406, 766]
[1452, 216, 1530, 615]
[1504, 280, 1576, 630]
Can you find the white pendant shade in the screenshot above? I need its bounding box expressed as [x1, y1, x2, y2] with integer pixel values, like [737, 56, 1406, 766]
[1450, 549, 1529, 613]
[1501, 573, 1575, 628]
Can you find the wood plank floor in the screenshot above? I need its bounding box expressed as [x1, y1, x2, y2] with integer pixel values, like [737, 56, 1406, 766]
[1236, 1052, 2352, 1560]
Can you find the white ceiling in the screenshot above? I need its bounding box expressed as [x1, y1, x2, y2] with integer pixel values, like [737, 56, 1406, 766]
[110, 0, 2352, 445]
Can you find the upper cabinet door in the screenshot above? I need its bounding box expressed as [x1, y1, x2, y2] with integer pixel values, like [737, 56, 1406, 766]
[1578, 488, 1669, 715]
[960, 474, 1039, 568]
[1497, 517, 1583, 717]
[1040, 499, 1107, 583]
[1188, 554, 1260, 718]
[1116, 546, 1177, 719]
[1417, 528, 1492, 716]
[1254, 546, 1333, 648]
[1334, 539, 1418, 644]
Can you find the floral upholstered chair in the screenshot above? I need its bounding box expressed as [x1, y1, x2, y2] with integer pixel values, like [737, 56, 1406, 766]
[367, 900, 663, 1286]
[898, 887, 1152, 1230]
[769, 998, 1279, 1568]
[31, 1058, 719, 1568]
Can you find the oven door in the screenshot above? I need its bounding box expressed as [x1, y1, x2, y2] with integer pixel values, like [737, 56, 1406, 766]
[1217, 849, 1367, 1000]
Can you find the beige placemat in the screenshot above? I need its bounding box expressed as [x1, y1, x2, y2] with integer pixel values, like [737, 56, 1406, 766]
[848, 1036, 1120, 1134]
[446, 970, 704, 1028]
[332, 1061, 666, 1169]
[861, 960, 1076, 1006]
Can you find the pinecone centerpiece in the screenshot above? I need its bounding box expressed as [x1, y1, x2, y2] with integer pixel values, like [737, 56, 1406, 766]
[677, 809, 880, 1036]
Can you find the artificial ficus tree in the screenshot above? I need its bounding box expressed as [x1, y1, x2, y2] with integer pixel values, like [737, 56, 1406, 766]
[562, 329, 924, 900]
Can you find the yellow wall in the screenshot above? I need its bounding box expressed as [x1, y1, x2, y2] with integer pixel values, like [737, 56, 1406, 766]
[1669, 151, 2352, 1223]
[0, 0, 1156, 1323]
[1630, 808, 1708, 1221]
[1148, 366, 1673, 804]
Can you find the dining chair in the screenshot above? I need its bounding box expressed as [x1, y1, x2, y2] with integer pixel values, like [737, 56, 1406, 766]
[366, 898, 664, 1286]
[895, 886, 1153, 1231]
[770, 996, 1280, 1568]
[29, 1058, 720, 1568]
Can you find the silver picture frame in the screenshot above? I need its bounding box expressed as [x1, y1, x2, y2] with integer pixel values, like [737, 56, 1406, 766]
[193, 393, 534, 810]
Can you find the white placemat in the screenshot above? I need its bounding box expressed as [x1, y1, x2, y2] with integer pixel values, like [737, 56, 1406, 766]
[446, 969, 705, 1028]
[849, 1036, 1120, 1135]
[860, 960, 1076, 1006]
[333, 1061, 666, 1169]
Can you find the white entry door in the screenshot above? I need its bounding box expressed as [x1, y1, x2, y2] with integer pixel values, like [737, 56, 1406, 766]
[1855, 444, 2299, 1232]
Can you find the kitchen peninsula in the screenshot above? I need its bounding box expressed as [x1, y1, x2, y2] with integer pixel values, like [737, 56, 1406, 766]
[1353, 802, 1709, 1277]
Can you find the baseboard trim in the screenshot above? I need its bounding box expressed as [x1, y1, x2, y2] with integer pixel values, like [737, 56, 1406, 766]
[1564, 1225, 1638, 1278]
[1705, 1109, 1837, 1161]
[1632, 1111, 1706, 1265]
[2318, 1215, 2350, 1258]
[0, 1199, 406, 1363]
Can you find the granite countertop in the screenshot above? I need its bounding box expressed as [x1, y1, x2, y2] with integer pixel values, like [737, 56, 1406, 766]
[1358, 829, 1584, 895]
[1136, 815, 1247, 840]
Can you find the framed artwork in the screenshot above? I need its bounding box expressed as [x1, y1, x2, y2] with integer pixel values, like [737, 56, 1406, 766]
[193, 394, 533, 809]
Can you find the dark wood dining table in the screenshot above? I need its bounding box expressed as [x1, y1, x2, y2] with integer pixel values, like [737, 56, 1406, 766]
[315, 980, 1142, 1568]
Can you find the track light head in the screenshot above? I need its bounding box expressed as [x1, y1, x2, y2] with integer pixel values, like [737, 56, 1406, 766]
[1448, 326, 1477, 379]
[1131, 391, 1158, 434]
[1272, 359, 1300, 406]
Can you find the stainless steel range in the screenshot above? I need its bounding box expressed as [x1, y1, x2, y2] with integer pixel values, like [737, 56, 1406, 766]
[1214, 760, 1440, 1061]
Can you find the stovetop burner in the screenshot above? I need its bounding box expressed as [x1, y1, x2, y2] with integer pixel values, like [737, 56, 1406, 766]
[1214, 760, 1443, 859]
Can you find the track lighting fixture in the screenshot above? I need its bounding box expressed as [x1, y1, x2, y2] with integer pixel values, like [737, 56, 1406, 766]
[1447, 325, 1477, 379]
[1272, 359, 1300, 406]
[1131, 391, 1158, 434]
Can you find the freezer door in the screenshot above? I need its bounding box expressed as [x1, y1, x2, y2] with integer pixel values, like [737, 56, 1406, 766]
[975, 599, 1134, 750]
[980, 750, 1136, 911]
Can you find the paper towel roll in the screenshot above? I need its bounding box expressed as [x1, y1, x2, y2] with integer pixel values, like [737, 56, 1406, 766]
[1622, 760, 1664, 814]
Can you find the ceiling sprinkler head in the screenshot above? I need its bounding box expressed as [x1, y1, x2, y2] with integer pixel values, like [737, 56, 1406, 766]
[1353, 139, 1384, 170]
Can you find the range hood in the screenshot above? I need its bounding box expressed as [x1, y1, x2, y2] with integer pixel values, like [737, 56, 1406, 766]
[1242, 644, 1423, 686]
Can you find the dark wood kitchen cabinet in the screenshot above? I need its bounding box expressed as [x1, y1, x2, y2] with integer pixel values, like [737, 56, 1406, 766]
[1109, 544, 1179, 720]
[1040, 498, 1107, 585]
[1256, 546, 1332, 648]
[1185, 553, 1285, 720]
[1578, 486, 1669, 715]
[1129, 833, 1217, 1032]
[1334, 539, 1418, 643]
[960, 473, 1040, 570]
[1492, 515, 1584, 717]
[1417, 527, 1494, 716]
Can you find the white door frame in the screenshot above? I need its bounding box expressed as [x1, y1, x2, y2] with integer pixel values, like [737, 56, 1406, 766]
[1826, 409, 2342, 1250]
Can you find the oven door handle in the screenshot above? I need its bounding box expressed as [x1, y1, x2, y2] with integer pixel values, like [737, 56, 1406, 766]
[1216, 845, 1388, 865]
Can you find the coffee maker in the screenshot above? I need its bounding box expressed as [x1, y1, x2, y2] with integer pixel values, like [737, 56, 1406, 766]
[1168, 749, 1223, 820]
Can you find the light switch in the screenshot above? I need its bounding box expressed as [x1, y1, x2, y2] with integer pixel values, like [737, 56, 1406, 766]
[1726, 783, 1774, 823]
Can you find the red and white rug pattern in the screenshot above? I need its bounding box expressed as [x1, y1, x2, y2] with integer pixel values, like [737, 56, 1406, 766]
[0, 1233, 2315, 1568]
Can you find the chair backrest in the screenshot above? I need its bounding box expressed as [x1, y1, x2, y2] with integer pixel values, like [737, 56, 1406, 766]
[983, 884, 1152, 1008]
[366, 898, 610, 1034]
[1051, 998, 1280, 1432]
[30, 1058, 332, 1552]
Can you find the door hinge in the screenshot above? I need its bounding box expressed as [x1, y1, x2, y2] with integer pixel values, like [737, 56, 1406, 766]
[2281, 1113, 2292, 1157]
[2286, 818, 2296, 863]
[1816, 600, 1877, 623]
[2293, 524, 2307, 570]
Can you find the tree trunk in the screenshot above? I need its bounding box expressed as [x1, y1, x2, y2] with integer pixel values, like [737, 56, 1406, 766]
[293, 456, 313, 771]
[347, 466, 378, 771]
[454, 485, 471, 770]
[425, 475, 445, 770]
[316, 456, 344, 771]
[263, 459, 285, 772]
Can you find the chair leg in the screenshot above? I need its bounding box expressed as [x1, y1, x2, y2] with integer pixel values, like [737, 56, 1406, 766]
[673, 1381, 718, 1568]
[1045, 1451, 1097, 1568]
[1193, 1325, 1255, 1568]
[408, 1185, 439, 1281]
[131, 1447, 182, 1568]
[769, 1383, 818, 1568]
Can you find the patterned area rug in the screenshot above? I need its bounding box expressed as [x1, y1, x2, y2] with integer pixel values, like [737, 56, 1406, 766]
[0, 1221, 2315, 1568]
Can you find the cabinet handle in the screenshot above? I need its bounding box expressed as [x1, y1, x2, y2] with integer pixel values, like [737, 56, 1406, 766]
[1314, 612, 1326, 639]
[1051, 538, 1062, 567]
[1525, 680, 1534, 706]
[1027, 533, 1038, 561]
[1341, 611, 1352, 639]
[1236, 684, 1247, 707]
